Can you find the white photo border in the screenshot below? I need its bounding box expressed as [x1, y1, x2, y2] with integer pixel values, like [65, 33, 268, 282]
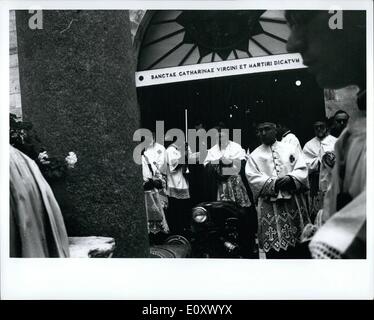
[1, 0, 373, 300]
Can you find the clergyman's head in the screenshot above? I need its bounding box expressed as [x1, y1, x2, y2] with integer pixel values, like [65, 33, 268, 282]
[276, 122, 289, 138]
[144, 131, 155, 147]
[313, 120, 328, 139]
[194, 119, 204, 131]
[333, 110, 350, 133]
[256, 122, 277, 146]
[214, 123, 229, 149]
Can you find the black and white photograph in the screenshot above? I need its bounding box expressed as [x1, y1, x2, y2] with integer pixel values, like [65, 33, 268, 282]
[1, 0, 373, 300]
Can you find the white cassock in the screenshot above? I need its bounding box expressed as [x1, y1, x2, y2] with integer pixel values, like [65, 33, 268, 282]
[281, 131, 302, 153]
[204, 141, 251, 207]
[142, 142, 169, 234]
[246, 141, 310, 253]
[204, 140, 245, 168]
[303, 135, 337, 192]
[142, 142, 167, 179]
[303, 135, 337, 217]
[165, 144, 190, 199]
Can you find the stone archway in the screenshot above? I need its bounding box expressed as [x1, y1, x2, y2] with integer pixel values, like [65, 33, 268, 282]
[134, 10, 326, 149]
[135, 10, 292, 71]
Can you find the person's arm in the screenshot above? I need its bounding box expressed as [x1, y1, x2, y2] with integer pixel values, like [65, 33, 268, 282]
[166, 147, 184, 172]
[322, 151, 336, 168]
[303, 142, 321, 173]
[203, 148, 217, 166]
[245, 155, 277, 202]
[240, 159, 255, 204]
[221, 144, 245, 175]
[275, 175, 296, 192]
[287, 148, 310, 191]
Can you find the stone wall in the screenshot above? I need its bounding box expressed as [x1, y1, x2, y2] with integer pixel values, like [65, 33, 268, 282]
[9, 10, 22, 118]
[16, 10, 149, 257]
[9, 9, 144, 119]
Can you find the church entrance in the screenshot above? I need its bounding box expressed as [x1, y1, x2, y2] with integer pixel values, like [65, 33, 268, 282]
[135, 10, 326, 151]
[137, 67, 325, 151]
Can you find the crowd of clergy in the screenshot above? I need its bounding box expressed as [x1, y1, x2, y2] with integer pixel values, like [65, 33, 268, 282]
[141, 110, 351, 259]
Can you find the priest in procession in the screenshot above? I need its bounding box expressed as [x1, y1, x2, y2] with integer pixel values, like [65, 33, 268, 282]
[246, 121, 311, 259]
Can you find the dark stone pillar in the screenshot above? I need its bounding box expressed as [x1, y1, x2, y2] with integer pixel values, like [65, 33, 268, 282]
[16, 10, 149, 257]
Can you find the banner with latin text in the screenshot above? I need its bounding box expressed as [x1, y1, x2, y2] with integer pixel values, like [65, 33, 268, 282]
[135, 53, 306, 87]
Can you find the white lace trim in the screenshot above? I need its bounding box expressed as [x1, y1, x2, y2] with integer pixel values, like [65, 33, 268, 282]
[309, 241, 343, 259]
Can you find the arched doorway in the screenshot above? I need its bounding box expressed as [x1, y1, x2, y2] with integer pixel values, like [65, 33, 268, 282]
[135, 10, 325, 150]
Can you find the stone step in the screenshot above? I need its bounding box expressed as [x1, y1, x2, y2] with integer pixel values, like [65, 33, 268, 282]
[68, 236, 115, 258]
